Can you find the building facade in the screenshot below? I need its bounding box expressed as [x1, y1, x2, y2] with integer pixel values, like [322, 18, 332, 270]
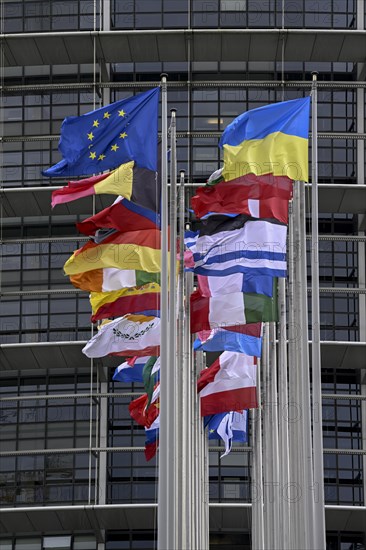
[1, 1, 366, 548]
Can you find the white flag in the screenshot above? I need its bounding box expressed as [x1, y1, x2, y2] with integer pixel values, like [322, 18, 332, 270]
[82, 315, 160, 358]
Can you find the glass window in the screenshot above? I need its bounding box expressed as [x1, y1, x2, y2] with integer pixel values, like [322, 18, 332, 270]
[43, 536, 72, 549]
[73, 536, 97, 550]
[15, 540, 42, 550]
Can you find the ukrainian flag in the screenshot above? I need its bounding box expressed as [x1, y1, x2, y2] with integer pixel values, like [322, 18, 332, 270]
[219, 96, 310, 182]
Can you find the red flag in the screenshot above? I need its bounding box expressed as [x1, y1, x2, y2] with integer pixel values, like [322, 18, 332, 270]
[128, 393, 159, 428]
[198, 351, 258, 416]
[191, 173, 293, 221]
[76, 198, 159, 236]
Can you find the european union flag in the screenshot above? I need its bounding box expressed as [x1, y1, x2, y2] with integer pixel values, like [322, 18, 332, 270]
[43, 87, 160, 177]
[206, 411, 248, 457]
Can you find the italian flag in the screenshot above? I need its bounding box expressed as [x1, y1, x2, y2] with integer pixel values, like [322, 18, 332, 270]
[190, 287, 277, 333]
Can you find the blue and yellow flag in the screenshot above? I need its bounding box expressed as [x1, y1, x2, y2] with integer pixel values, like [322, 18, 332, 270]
[219, 96, 310, 182]
[43, 87, 160, 177]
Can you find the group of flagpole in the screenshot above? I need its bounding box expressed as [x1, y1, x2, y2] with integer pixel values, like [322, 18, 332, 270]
[311, 71, 326, 549]
[158, 75, 208, 550]
[157, 73, 171, 550]
[252, 74, 326, 550]
[157, 72, 326, 549]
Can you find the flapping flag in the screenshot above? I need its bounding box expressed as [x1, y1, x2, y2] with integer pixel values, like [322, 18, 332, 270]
[185, 217, 287, 278]
[51, 161, 133, 207]
[51, 162, 160, 211]
[70, 267, 159, 292]
[198, 351, 257, 415]
[64, 229, 162, 276]
[90, 283, 161, 322]
[191, 173, 293, 222]
[128, 384, 160, 428]
[43, 88, 160, 177]
[143, 356, 160, 409]
[76, 197, 160, 236]
[190, 286, 277, 333]
[220, 96, 310, 182]
[113, 356, 151, 383]
[198, 273, 275, 298]
[82, 315, 160, 358]
[145, 415, 160, 461]
[207, 411, 248, 458]
[194, 324, 262, 356]
[207, 167, 224, 185]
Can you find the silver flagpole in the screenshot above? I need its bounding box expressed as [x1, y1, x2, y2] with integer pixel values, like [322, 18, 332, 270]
[287, 198, 300, 550]
[169, 108, 178, 548]
[299, 180, 315, 549]
[199, 352, 209, 550]
[261, 324, 273, 549]
[157, 73, 171, 550]
[195, 350, 204, 549]
[290, 187, 309, 549]
[268, 321, 280, 550]
[186, 268, 194, 549]
[291, 180, 316, 549]
[178, 170, 189, 548]
[252, 357, 264, 550]
[311, 72, 326, 550]
[278, 277, 290, 550]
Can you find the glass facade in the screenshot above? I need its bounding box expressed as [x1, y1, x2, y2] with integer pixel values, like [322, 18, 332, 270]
[0, 0, 365, 547]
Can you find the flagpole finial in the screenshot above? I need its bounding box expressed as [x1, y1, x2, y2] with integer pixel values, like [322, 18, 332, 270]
[311, 71, 319, 80]
[160, 73, 168, 83]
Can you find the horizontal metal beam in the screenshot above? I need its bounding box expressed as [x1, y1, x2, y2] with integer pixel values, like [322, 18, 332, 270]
[2, 236, 89, 244]
[2, 131, 366, 142]
[2, 234, 366, 246]
[1, 287, 365, 298]
[1, 183, 365, 191]
[0, 289, 84, 297]
[2, 80, 366, 93]
[0, 445, 363, 458]
[0, 446, 252, 457]
[0, 392, 144, 402]
[1, 392, 365, 403]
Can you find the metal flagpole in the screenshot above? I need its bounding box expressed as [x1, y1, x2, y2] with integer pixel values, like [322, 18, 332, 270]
[169, 108, 178, 548]
[252, 357, 264, 549]
[178, 169, 189, 548]
[186, 268, 194, 549]
[195, 350, 204, 549]
[261, 324, 273, 550]
[202, 408, 210, 550]
[268, 321, 280, 550]
[291, 180, 316, 549]
[288, 190, 305, 549]
[293, 183, 310, 548]
[299, 180, 315, 549]
[199, 352, 209, 550]
[157, 73, 171, 550]
[287, 198, 299, 550]
[311, 71, 326, 550]
[278, 277, 290, 549]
